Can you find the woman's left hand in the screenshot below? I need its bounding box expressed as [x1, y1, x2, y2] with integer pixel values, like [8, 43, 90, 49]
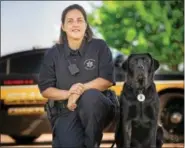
[69, 83, 85, 95]
[67, 93, 80, 111]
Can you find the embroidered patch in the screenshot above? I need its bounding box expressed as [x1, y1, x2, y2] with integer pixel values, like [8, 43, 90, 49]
[84, 59, 96, 70]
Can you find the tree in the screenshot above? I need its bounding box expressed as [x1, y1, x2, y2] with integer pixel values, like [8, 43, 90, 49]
[88, 1, 184, 72]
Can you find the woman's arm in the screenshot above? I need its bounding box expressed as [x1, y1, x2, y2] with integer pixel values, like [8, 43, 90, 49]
[84, 40, 115, 91]
[82, 40, 115, 92]
[38, 47, 71, 101]
[42, 83, 84, 101]
[84, 77, 113, 91]
[41, 87, 69, 100]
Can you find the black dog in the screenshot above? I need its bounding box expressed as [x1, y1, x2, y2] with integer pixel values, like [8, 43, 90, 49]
[115, 53, 164, 148]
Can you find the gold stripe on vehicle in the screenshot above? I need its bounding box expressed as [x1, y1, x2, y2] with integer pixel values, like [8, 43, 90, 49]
[1, 81, 184, 103]
[0, 85, 47, 104]
[110, 80, 184, 96]
[8, 107, 45, 115]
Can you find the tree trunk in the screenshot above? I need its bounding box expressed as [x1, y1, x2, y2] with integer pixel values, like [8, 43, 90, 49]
[170, 64, 178, 71]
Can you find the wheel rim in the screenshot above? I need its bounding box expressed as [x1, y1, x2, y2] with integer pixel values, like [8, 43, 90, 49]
[159, 93, 184, 142]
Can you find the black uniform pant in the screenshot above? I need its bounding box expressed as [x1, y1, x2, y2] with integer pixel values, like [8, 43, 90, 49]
[51, 89, 115, 148]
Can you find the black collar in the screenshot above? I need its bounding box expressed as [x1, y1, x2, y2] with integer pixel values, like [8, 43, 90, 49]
[64, 38, 87, 57]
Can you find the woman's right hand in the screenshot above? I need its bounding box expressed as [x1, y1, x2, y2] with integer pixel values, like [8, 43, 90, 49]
[69, 83, 85, 96]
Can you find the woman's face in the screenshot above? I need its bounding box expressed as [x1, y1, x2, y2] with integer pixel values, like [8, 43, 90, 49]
[62, 9, 87, 41]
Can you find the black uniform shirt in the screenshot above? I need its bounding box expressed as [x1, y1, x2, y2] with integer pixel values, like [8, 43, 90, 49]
[38, 38, 115, 93]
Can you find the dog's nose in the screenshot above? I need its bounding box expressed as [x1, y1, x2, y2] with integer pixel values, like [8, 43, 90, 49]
[138, 64, 144, 69]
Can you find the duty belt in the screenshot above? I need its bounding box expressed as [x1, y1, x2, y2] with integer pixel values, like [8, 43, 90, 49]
[44, 100, 68, 120]
[54, 100, 68, 109]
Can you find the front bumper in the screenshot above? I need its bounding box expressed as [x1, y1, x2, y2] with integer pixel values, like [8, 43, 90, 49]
[0, 108, 51, 136]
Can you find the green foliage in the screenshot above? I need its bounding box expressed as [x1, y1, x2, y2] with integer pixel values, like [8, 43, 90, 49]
[88, 1, 184, 71]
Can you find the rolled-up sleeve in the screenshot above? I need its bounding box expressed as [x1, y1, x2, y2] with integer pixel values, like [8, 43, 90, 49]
[38, 48, 56, 93]
[99, 41, 116, 85]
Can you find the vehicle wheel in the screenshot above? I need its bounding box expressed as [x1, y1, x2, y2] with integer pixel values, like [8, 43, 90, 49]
[159, 92, 184, 143]
[10, 135, 39, 144]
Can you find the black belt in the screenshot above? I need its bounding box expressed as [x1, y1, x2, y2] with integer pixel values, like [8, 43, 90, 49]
[54, 100, 68, 109]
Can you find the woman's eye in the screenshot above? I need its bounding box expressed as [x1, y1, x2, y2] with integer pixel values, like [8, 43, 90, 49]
[68, 20, 73, 23]
[78, 19, 84, 23]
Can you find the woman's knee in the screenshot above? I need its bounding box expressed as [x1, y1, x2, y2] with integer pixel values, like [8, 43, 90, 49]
[78, 89, 111, 117]
[79, 89, 102, 106]
[78, 89, 113, 130]
[83, 88, 102, 97]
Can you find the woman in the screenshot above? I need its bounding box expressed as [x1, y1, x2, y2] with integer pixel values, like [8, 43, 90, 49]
[38, 4, 116, 148]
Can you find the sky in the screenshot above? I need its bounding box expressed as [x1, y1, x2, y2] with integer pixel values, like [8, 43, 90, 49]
[1, 1, 103, 56]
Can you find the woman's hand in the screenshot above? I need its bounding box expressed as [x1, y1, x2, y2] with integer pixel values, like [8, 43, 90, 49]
[69, 83, 85, 95]
[67, 94, 80, 111]
[67, 83, 86, 111]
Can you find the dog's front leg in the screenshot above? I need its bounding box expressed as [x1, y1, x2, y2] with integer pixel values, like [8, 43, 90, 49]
[149, 120, 158, 148]
[150, 100, 159, 148]
[123, 120, 132, 148]
[121, 100, 132, 148]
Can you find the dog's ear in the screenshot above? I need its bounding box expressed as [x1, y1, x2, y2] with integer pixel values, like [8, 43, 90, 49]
[122, 59, 128, 71]
[122, 54, 134, 71]
[152, 58, 160, 71]
[146, 53, 160, 71]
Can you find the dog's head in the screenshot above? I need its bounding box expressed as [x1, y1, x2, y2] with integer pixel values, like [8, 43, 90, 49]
[122, 53, 159, 90]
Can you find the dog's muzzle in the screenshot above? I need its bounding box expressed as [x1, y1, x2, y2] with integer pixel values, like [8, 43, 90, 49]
[135, 64, 148, 88]
[136, 73, 146, 85]
[137, 74, 145, 80]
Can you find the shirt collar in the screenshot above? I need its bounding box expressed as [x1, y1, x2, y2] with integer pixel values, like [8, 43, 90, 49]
[64, 38, 87, 57]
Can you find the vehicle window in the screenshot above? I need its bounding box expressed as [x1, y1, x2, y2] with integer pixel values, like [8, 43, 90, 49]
[10, 53, 44, 74]
[0, 60, 6, 74]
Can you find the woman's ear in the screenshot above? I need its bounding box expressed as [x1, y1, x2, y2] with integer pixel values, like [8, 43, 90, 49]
[61, 24, 65, 32]
[85, 23, 88, 31]
[85, 22, 87, 28]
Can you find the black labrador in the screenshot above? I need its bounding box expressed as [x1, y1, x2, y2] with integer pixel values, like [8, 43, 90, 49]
[115, 53, 164, 148]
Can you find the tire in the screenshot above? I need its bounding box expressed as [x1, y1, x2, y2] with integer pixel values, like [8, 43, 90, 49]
[159, 92, 184, 143]
[10, 135, 39, 144]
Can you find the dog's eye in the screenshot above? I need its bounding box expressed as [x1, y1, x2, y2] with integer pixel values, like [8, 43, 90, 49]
[144, 59, 149, 63]
[131, 60, 135, 64]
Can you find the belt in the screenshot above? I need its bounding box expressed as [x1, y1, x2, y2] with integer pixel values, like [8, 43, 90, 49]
[54, 100, 68, 109]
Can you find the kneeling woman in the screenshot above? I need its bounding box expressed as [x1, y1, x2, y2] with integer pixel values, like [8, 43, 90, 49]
[38, 4, 116, 148]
